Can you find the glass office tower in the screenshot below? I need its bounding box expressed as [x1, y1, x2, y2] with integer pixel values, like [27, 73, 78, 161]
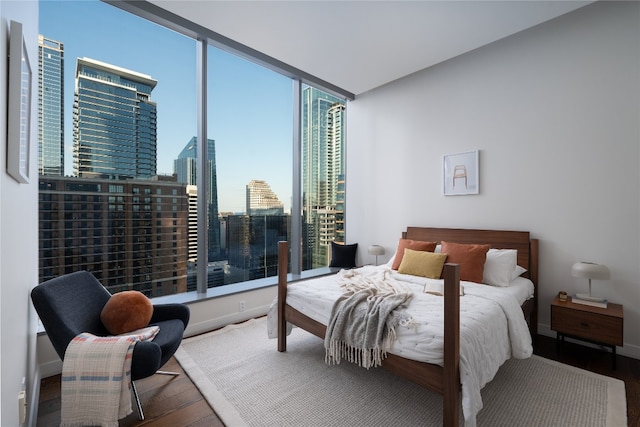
[302, 87, 346, 269]
[174, 137, 222, 262]
[38, 35, 65, 176]
[73, 57, 157, 180]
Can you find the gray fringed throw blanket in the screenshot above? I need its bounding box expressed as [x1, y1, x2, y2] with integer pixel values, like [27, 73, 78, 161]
[325, 268, 414, 369]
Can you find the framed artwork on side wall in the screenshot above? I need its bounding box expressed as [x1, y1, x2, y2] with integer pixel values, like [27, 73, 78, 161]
[7, 20, 32, 184]
[443, 150, 479, 196]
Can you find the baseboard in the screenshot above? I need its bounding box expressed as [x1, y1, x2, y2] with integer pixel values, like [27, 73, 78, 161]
[38, 359, 63, 379]
[538, 323, 640, 360]
[184, 305, 270, 338]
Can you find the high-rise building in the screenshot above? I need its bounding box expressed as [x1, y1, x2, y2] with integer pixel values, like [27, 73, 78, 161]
[335, 174, 345, 243]
[73, 58, 157, 180]
[302, 87, 346, 269]
[226, 214, 290, 281]
[246, 179, 284, 215]
[186, 185, 198, 262]
[221, 180, 288, 282]
[175, 137, 198, 185]
[38, 176, 188, 297]
[184, 185, 225, 289]
[174, 136, 221, 261]
[38, 35, 64, 176]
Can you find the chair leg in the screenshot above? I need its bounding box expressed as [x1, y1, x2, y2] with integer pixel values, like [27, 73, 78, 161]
[156, 370, 181, 376]
[131, 381, 144, 421]
[131, 372, 179, 420]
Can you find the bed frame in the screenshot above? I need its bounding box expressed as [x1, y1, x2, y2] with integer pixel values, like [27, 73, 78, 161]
[277, 227, 538, 427]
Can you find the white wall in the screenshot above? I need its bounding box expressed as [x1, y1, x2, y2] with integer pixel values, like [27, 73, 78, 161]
[1, 1, 41, 425]
[346, 1, 640, 358]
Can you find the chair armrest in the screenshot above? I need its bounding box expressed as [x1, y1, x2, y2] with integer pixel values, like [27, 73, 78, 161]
[131, 341, 162, 380]
[150, 303, 190, 329]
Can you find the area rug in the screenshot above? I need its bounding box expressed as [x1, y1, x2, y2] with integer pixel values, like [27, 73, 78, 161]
[174, 317, 627, 427]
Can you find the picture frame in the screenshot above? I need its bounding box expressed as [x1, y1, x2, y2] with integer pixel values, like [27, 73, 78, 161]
[443, 150, 479, 196]
[7, 20, 32, 184]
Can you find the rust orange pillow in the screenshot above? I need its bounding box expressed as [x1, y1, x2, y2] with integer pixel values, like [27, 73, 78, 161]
[440, 241, 491, 283]
[391, 239, 437, 270]
[100, 290, 153, 335]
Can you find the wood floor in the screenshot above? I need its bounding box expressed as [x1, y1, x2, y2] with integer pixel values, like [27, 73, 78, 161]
[36, 357, 224, 427]
[36, 334, 639, 427]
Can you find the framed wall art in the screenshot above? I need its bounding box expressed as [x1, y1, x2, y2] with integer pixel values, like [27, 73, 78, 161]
[443, 150, 479, 196]
[7, 20, 32, 184]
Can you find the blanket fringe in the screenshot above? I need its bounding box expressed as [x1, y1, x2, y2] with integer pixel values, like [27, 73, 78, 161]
[325, 325, 400, 369]
[326, 339, 388, 369]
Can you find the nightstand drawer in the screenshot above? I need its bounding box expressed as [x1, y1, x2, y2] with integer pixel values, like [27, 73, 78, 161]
[551, 305, 623, 346]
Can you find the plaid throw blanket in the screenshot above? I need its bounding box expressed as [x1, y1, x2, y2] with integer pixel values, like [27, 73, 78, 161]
[60, 326, 159, 427]
[325, 268, 414, 369]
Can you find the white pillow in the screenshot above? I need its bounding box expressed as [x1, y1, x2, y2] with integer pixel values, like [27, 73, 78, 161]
[483, 249, 518, 287]
[383, 250, 397, 267]
[513, 264, 527, 280]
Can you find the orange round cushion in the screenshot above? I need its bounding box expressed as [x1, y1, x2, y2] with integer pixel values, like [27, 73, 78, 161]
[100, 291, 153, 335]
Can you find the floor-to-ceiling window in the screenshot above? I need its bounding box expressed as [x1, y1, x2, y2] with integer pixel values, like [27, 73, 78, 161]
[38, 0, 196, 296]
[38, 0, 349, 297]
[301, 86, 346, 270]
[206, 47, 293, 285]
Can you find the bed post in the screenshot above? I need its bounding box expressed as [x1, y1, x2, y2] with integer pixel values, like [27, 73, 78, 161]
[277, 241, 288, 352]
[442, 263, 460, 427]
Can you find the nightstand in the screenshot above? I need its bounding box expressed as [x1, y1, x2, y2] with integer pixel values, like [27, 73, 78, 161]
[551, 295, 623, 369]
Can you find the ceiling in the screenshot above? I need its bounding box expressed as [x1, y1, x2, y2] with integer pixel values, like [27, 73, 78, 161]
[150, 1, 593, 97]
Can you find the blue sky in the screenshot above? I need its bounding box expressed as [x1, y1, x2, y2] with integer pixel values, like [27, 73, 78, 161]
[39, 0, 293, 213]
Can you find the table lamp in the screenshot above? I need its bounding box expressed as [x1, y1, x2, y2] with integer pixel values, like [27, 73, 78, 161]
[368, 245, 385, 266]
[571, 261, 610, 302]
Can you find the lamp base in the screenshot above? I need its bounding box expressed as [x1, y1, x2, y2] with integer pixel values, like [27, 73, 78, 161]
[575, 292, 607, 303]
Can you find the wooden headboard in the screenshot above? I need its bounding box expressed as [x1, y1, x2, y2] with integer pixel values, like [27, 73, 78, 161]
[402, 226, 539, 336]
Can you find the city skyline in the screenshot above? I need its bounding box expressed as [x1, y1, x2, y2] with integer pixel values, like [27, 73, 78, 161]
[39, 0, 293, 214]
[36, 0, 347, 289]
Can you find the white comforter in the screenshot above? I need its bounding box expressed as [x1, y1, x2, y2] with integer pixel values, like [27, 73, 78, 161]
[267, 265, 533, 426]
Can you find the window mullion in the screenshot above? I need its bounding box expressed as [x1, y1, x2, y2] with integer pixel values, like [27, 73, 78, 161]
[291, 80, 302, 275]
[196, 39, 208, 293]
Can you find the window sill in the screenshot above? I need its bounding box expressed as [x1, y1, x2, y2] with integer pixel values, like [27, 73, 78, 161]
[151, 266, 340, 305]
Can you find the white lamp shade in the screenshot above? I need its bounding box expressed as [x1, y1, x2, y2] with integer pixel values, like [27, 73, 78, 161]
[368, 245, 385, 256]
[571, 262, 610, 280]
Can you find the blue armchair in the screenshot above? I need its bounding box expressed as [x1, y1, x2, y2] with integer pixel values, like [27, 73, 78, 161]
[31, 270, 190, 420]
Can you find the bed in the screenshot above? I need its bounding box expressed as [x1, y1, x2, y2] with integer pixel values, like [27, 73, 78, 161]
[273, 227, 539, 427]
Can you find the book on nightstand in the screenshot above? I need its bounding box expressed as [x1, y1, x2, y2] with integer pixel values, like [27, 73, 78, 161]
[571, 296, 608, 308]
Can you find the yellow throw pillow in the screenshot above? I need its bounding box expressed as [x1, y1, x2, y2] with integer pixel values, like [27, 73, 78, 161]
[398, 248, 448, 279]
[391, 239, 438, 270]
